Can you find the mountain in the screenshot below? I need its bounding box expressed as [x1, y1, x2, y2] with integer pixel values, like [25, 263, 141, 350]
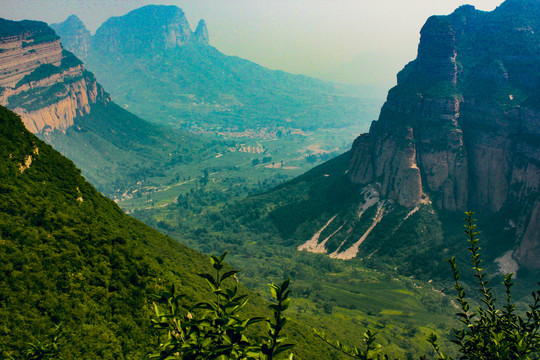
[53, 5, 377, 132]
[347, 0, 540, 269]
[50, 15, 91, 59]
[0, 17, 221, 196]
[162, 0, 540, 281]
[0, 18, 107, 134]
[90, 5, 209, 55]
[0, 105, 338, 360]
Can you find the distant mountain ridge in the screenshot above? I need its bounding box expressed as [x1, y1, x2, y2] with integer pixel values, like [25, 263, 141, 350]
[52, 5, 375, 132]
[90, 5, 209, 55]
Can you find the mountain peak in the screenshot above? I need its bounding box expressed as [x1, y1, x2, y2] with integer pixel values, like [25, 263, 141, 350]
[64, 14, 85, 27]
[50, 15, 91, 59]
[92, 5, 209, 54]
[195, 19, 209, 44]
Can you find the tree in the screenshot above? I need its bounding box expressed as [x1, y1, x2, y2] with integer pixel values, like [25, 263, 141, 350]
[2, 325, 64, 360]
[426, 212, 540, 360]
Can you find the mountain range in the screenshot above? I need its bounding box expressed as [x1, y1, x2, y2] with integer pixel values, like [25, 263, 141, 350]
[1, 0, 539, 358]
[51, 5, 378, 132]
[143, 0, 540, 284]
[0, 17, 221, 196]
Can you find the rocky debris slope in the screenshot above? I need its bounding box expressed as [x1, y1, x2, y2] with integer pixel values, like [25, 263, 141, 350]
[0, 18, 109, 134]
[348, 0, 540, 268]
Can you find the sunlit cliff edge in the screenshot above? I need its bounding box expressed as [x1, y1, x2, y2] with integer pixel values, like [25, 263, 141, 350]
[0, 18, 109, 134]
[348, 0, 540, 268]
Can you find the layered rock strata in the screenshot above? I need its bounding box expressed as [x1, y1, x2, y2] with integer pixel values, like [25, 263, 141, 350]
[0, 18, 109, 134]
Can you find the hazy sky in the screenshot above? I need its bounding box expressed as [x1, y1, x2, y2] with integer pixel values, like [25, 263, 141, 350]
[1, 0, 504, 86]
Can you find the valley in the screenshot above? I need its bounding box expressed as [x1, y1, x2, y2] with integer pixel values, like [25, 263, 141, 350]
[1, 0, 540, 359]
[115, 123, 360, 212]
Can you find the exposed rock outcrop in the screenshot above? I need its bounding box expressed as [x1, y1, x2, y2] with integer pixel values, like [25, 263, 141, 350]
[0, 18, 109, 134]
[348, 0, 540, 268]
[0, 21, 62, 88]
[194, 20, 210, 44]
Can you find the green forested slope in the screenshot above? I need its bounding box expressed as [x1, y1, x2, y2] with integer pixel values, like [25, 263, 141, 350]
[43, 102, 222, 197]
[0, 106, 338, 359]
[0, 105, 214, 358]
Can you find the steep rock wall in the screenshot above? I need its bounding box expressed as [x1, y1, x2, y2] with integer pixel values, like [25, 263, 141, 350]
[0, 19, 109, 134]
[348, 0, 540, 268]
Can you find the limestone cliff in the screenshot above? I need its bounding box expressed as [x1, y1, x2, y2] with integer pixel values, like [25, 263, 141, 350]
[0, 18, 109, 134]
[348, 0, 540, 268]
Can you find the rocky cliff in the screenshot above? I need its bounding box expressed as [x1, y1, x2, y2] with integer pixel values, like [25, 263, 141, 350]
[348, 0, 540, 268]
[0, 18, 109, 134]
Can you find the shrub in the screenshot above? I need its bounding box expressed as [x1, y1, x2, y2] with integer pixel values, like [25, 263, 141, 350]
[149, 252, 294, 359]
[426, 212, 540, 360]
[315, 212, 540, 360]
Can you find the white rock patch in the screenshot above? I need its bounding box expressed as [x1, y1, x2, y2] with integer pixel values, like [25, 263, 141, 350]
[495, 250, 519, 276]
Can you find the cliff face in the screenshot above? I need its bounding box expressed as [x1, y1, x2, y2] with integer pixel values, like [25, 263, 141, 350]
[0, 18, 109, 134]
[348, 0, 540, 268]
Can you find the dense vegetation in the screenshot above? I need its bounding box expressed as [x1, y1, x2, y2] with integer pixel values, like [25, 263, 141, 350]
[0, 105, 213, 358]
[133, 154, 463, 358]
[150, 253, 295, 360]
[133, 143, 539, 357]
[315, 214, 540, 359]
[0, 18, 57, 39]
[12, 214, 538, 359]
[43, 102, 225, 197]
[0, 106, 339, 359]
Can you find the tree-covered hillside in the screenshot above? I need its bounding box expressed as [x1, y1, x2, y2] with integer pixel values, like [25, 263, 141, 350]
[43, 101, 223, 197]
[0, 105, 214, 358]
[0, 106, 340, 359]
